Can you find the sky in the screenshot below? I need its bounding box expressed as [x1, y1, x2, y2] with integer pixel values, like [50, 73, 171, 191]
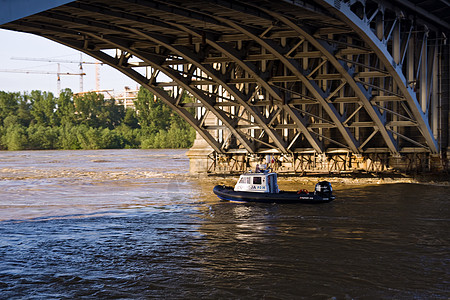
[0, 28, 141, 95]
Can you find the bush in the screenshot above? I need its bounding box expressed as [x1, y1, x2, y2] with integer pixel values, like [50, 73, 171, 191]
[0, 126, 6, 150]
[115, 124, 140, 148]
[3, 115, 20, 128]
[27, 125, 59, 150]
[140, 135, 155, 149]
[168, 126, 196, 148]
[75, 126, 102, 149]
[57, 124, 81, 150]
[4, 125, 28, 150]
[100, 128, 124, 149]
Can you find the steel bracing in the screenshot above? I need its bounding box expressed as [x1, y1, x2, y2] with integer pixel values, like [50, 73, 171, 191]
[1, 0, 449, 162]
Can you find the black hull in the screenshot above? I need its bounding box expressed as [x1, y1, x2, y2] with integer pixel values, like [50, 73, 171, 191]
[213, 185, 335, 204]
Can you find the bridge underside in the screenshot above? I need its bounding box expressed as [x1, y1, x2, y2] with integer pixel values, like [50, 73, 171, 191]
[1, 0, 449, 173]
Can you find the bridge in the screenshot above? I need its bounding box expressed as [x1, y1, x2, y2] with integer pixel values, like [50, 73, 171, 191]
[1, 0, 449, 174]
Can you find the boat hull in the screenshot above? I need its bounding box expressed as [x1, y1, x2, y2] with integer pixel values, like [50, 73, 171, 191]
[213, 185, 335, 204]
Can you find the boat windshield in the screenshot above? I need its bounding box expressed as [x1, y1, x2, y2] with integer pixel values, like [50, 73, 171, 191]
[239, 176, 250, 184]
[253, 177, 262, 184]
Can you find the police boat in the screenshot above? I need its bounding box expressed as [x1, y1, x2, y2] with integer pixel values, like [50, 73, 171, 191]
[213, 170, 335, 204]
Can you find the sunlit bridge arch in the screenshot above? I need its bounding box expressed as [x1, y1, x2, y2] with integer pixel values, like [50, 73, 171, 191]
[1, 0, 448, 173]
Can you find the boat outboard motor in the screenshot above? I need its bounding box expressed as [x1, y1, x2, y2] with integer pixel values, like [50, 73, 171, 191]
[315, 181, 333, 197]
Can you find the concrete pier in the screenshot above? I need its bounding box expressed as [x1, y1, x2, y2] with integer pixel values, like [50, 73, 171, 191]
[185, 133, 214, 175]
[187, 138, 450, 175]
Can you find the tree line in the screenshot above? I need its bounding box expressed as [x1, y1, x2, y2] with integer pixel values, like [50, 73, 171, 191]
[0, 88, 196, 150]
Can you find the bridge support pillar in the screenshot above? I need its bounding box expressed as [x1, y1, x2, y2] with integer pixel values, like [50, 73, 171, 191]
[186, 132, 214, 175]
[186, 141, 450, 175]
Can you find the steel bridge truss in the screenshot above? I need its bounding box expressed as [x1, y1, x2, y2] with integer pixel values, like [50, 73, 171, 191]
[2, 0, 448, 161]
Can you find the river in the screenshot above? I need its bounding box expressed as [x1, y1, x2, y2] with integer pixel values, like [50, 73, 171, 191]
[0, 149, 448, 299]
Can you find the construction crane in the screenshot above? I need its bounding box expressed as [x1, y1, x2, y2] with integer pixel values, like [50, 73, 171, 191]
[11, 54, 102, 92]
[0, 67, 86, 95]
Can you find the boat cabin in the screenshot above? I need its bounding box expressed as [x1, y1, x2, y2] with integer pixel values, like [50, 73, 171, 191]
[234, 171, 279, 194]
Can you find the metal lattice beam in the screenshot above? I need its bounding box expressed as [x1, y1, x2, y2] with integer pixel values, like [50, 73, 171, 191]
[1, 0, 446, 157]
[314, 0, 440, 153]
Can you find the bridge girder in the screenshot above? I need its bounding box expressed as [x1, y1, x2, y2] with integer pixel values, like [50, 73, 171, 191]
[1, 0, 447, 156]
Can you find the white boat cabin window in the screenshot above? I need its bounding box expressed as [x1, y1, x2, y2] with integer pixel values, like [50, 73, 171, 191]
[239, 176, 250, 184]
[253, 177, 262, 184]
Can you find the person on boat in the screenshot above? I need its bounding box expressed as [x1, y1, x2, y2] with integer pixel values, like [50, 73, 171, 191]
[255, 164, 261, 173]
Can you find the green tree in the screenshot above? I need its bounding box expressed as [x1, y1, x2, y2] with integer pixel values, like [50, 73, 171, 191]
[0, 89, 196, 150]
[3, 115, 21, 129]
[123, 108, 140, 129]
[3, 125, 28, 150]
[0, 91, 19, 126]
[74, 125, 101, 149]
[0, 126, 6, 150]
[134, 87, 171, 133]
[29, 90, 57, 127]
[16, 94, 33, 127]
[57, 123, 81, 149]
[74, 92, 104, 128]
[55, 89, 76, 126]
[115, 124, 140, 148]
[133, 88, 152, 129]
[100, 128, 124, 149]
[167, 123, 196, 148]
[99, 98, 125, 129]
[74, 92, 124, 129]
[27, 124, 58, 150]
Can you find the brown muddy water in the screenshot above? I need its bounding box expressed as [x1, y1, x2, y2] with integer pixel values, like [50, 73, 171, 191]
[0, 149, 448, 299]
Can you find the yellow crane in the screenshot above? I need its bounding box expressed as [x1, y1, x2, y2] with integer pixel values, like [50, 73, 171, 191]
[10, 54, 102, 92]
[0, 67, 86, 95]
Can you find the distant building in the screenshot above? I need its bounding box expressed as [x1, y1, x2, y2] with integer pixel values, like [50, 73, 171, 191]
[74, 86, 138, 109]
[109, 86, 138, 109]
[74, 85, 179, 110]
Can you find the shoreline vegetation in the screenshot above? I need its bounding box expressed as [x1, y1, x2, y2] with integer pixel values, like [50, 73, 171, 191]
[0, 88, 196, 150]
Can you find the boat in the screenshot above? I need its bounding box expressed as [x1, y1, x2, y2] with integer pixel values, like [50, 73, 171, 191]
[213, 170, 335, 203]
